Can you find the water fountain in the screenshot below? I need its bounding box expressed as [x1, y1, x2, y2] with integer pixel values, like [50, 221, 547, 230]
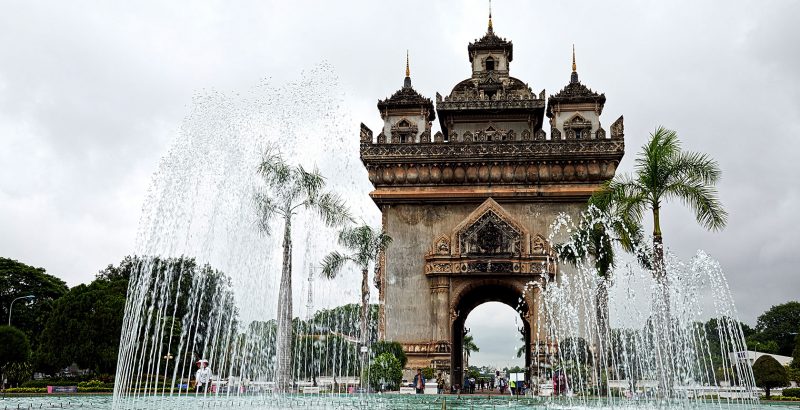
[93, 65, 769, 409]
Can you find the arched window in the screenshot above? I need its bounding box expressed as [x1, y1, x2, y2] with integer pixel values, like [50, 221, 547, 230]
[485, 57, 495, 72]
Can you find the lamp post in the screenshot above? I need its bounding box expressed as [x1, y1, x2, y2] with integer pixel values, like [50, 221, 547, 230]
[8, 295, 35, 326]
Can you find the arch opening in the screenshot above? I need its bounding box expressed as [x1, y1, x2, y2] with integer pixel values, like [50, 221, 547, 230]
[450, 282, 531, 387]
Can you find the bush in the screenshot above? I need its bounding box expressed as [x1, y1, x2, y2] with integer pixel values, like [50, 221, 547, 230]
[421, 367, 435, 381]
[784, 388, 800, 398]
[5, 387, 46, 393]
[367, 353, 403, 391]
[753, 355, 790, 399]
[371, 341, 407, 368]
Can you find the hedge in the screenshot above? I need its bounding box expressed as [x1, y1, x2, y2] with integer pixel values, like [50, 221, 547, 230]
[783, 388, 800, 398]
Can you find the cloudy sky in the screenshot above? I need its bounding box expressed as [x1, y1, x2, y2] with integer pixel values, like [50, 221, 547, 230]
[2, 1, 799, 368]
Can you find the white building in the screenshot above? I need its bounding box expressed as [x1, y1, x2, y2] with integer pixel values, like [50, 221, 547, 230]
[729, 350, 793, 367]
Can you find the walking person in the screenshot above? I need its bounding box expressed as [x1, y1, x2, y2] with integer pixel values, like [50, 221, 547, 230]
[436, 372, 445, 395]
[195, 359, 212, 394]
[413, 368, 426, 394]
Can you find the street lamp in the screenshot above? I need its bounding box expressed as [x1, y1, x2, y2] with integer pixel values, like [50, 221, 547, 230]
[8, 295, 35, 326]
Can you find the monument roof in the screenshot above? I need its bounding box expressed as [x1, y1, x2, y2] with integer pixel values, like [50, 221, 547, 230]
[468, 29, 513, 62]
[377, 80, 436, 121]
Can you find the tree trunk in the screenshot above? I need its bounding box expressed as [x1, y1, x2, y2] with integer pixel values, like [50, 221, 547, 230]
[360, 268, 370, 386]
[595, 277, 610, 384]
[275, 214, 293, 392]
[652, 206, 674, 397]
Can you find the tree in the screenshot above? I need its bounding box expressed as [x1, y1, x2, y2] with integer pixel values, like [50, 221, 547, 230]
[371, 341, 407, 368]
[463, 333, 479, 368]
[595, 126, 727, 288]
[367, 353, 402, 391]
[0, 258, 68, 354]
[255, 148, 351, 391]
[754, 302, 800, 356]
[792, 334, 800, 369]
[36, 273, 128, 374]
[752, 355, 789, 399]
[596, 127, 726, 394]
[0, 326, 30, 389]
[321, 224, 391, 375]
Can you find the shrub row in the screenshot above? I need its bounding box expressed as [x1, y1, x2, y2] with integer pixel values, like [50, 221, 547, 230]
[4, 387, 115, 393]
[21, 380, 114, 389]
[783, 388, 800, 398]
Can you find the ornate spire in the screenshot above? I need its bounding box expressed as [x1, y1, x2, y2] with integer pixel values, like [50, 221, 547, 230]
[404, 50, 411, 88]
[570, 44, 579, 84]
[572, 44, 576, 72]
[488, 0, 493, 33]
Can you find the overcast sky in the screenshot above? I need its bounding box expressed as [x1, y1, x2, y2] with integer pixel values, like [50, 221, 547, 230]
[2, 1, 799, 368]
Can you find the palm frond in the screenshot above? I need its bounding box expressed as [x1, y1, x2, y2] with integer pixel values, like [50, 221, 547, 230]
[373, 232, 393, 254]
[320, 251, 353, 279]
[672, 150, 722, 185]
[665, 180, 728, 231]
[254, 191, 281, 235]
[257, 148, 292, 187]
[297, 165, 325, 202]
[309, 192, 353, 228]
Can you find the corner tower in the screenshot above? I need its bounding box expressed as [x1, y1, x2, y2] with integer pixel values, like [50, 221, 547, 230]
[359, 16, 626, 385]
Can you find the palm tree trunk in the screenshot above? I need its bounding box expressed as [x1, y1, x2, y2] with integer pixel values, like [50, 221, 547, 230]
[360, 268, 369, 385]
[275, 213, 293, 392]
[652, 206, 674, 397]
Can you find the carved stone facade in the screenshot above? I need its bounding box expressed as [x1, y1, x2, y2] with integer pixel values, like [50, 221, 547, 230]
[360, 18, 625, 384]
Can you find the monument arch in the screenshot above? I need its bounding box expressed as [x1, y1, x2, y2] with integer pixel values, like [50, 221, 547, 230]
[359, 15, 625, 384]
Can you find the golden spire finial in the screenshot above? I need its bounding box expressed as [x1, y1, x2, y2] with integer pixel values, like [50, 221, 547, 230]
[488, 0, 493, 32]
[572, 44, 576, 72]
[405, 50, 410, 77]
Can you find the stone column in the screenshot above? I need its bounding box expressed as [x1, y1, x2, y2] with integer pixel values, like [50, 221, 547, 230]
[429, 275, 450, 342]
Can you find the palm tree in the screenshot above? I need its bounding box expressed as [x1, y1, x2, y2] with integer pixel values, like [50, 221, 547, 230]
[595, 126, 726, 394]
[596, 126, 727, 288]
[320, 224, 391, 375]
[463, 333, 479, 369]
[254, 148, 352, 392]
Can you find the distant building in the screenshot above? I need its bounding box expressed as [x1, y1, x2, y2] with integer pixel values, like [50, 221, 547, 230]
[729, 350, 793, 367]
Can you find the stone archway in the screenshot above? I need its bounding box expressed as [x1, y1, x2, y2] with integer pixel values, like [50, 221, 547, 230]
[420, 198, 556, 385]
[449, 280, 531, 385]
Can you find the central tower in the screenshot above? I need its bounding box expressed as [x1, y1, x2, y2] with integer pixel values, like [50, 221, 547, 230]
[359, 15, 625, 384]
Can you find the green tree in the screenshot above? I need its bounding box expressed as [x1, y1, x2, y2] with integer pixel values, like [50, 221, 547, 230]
[310, 303, 378, 343]
[255, 148, 351, 391]
[746, 338, 779, 354]
[792, 334, 800, 369]
[371, 340, 407, 368]
[754, 302, 800, 356]
[0, 258, 68, 353]
[462, 333, 479, 368]
[596, 126, 727, 288]
[35, 273, 127, 374]
[367, 353, 402, 391]
[321, 224, 391, 374]
[596, 127, 726, 394]
[0, 326, 30, 389]
[752, 355, 789, 399]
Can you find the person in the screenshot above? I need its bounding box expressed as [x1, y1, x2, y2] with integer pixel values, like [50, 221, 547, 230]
[510, 378, 516, 396]
[413, 368, 425, 394]
[463, 374, 470, 394]
[436, 373, 445, 395]
[469, 376, 475, 394]
[195, 359, 212, 394]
